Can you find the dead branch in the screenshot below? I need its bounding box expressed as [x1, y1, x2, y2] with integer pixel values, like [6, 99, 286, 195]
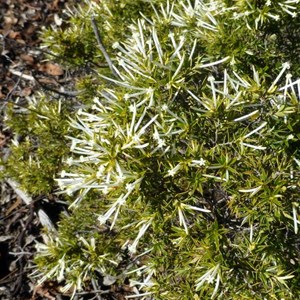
[91, 17, 121, 80]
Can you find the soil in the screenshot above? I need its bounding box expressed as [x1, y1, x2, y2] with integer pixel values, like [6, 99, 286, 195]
[1, 1, 142, 298]
[0, 0, 141, 298]
[0, 1, 92, 299]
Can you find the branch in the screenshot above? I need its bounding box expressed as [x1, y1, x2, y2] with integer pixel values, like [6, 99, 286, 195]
[5, 178, 55, 231]
[91, 17, 121, 80]
[33, 74, 81, 97]
[8, 68, 81, 97]
[9, 69, 35, 81]
[0, 74, 22, 111]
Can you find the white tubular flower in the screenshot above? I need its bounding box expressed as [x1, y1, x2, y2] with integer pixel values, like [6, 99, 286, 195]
[129, 264, 155, 289]
[112, 41, 120, 49]
[153, 126, 160, 140]
[98, 191, 129, 228]
[166, 163, 182, 177]
[279, 77, 299, 97]
[178, 206, 189, 234]
[66, 157, 73, 166]
[100, 178, 142, 227]
[187, 89, 211, 111]
[152, 27, 163, 64]
[161, 104, 169, 112]
[292, 204, 300, 234]
[157, 138, 166, 148]
[243, 121, 267, 139]
[202, 174, 227, 182]
[239, 185, 262, 197]
[268, 62, 290, 92]
[207, 76, 217, 108]
[195, 264, 220, 292]
[128, 219, 153, 254]
[266, 13, 280, 21]
[125, 177, 143, 194]
[241, 142, 266, 150]
[171, 53, 186, 82]
[181, 203, 211, 213]
[98, 203, 117, 225]
[57, 174, 87, 192]
[96, 165, 106, 179]
[279, 2, 297, 18]
[190, 158, 206, 167]
[234, 110, 259, 122]
[57, 255, 66, 282]
[152, 126, 166, 150]
[98, 214, 107, 225]
[114, 162, 125, 184]
[138, 114, 159, 136]
[200, 56, 230, 69]
[232, 71, 251, 88]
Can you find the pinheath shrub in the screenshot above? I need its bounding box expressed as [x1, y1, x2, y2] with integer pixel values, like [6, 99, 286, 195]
[3, 0, 300, 299]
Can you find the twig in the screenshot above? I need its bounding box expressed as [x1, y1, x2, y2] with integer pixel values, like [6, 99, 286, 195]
[33, 74, 81, 97]
[5, 178, 55, 231]
[12, 200, 35, 297]
[0, 98, 57, 118]
[41, 48, 109, 68]
[91, 17, 121, 80]
[9, 69, 35, 81]
[9, 251, 33, 256]
[91, 278, 104, 300]
[0, 75, 21, 111]
[75, 289, 110, 296]
[5, 75, 21, 101]
[8, 68, 80, 97]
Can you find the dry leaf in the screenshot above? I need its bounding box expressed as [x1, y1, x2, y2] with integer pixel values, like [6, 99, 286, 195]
[20, 54, 35, 65]
[54, 14, 63, 26]
[8, 30, 21, 40]
[38, 63, 64, 76]
[5, 197, 22, 216]
[21, 87, 32, 97]
[4, 15, 18, 26]
[0, 132, 7, 147]
[32, 284, 56, 300]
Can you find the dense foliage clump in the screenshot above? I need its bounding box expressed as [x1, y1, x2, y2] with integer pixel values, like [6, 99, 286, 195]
[3, 0, 300, 299]
[1, 96, 71, 195]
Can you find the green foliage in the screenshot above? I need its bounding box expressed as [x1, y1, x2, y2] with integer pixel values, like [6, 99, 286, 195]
[1, 96, 71, 195]
[3, 0, 300, 299]
[40, 0, 162, 67]
[34, 196, 127, 296]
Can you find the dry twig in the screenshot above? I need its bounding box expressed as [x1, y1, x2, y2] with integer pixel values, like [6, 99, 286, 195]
[91, 17, 121, 80]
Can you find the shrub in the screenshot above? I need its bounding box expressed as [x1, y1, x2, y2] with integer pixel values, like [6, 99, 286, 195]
[4, 0, 300, 299]
[1, 96, 71, 195]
